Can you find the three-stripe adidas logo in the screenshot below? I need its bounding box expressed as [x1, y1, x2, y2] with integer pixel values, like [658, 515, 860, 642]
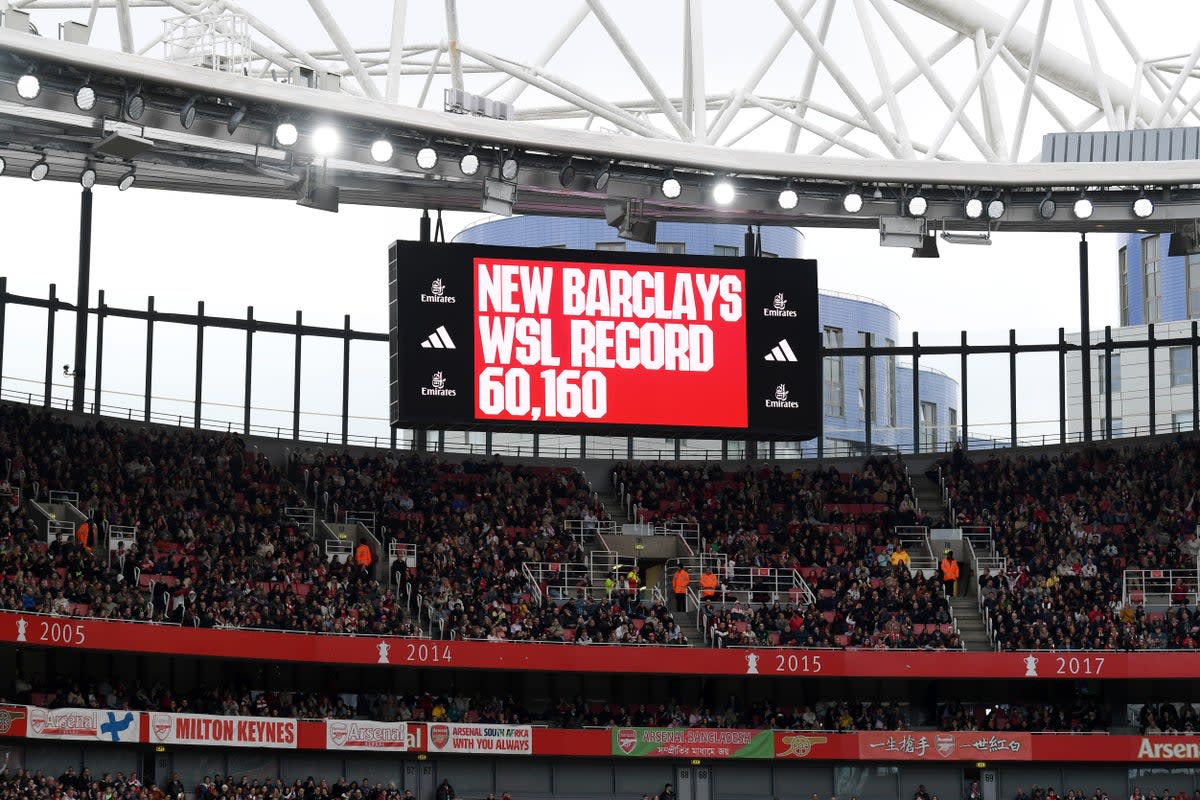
[764, 339, 798, 362]
[420, 325, 456, 349]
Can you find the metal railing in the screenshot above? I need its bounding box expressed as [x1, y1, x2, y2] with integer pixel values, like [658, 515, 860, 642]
[388, 541, 417, 569]
[48, 489, 79, 506]
[284, 507, 316, 538]
[346, 510, 376, 535]
[588, 549, 625, 590]
[105, 524, 137, 560]
[324, 540, 352, 563]
[895, 526, 937, 574]
[565, 518, 615, 545]
[1123, 568, 1200, 607]
[523, 560, 590, 602]
[706, 565, 815, 606]
[936, 466, 956, 526]
[965, 537, 997, 651]
[46, 519, 75, 544]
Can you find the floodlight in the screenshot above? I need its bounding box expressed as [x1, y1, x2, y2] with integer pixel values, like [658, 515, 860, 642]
[227, 106, 247, 135]
[964, 197, 983, 219]
[558, 159, 576, 188]
[987, 198, 1005, 220]
[941, 230, 993, 246]
[1038, 193, 1057, 219]
[907, 194, 928, 217]
[30, 155, 48, 181]
[459, 151, 480, 176]
[593, 161, 612, 191]
[312, 126, 339, 155]
[482, 178, 516, 215]
[16, 74, 39, 100]
[117, 166, 136, 191]
[74, 85, 96, 112]
[500, 154, 519, 181]
[660, 170, 681, 199]
[79, 163, 96, 189]
[416, 143, 438, 170]
[712, 179, 735, 206]
[1133, 196, 1154, 219]
[179, 96, 198, 129]
[842, 187, 863, 214]
[778, 184, 798, 210]
[1073, 196, 1094, 219]
[0, 156, 5, 176]
[370, 138, 393, 163]
[275, 122, 298, 147]
[124, 90, 145, 121]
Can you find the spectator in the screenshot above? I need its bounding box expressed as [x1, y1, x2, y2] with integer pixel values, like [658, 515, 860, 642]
[672, 567, 690, 612]
[940, 550, 959, 597]
[435, 778, 455, 800]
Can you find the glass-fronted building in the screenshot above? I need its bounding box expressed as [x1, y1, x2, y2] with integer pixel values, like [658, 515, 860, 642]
[1067, 233, 1200, 438]
[449, 216, 960, 458]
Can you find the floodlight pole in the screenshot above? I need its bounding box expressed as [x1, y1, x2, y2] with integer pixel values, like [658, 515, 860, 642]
[72, 187, 92, 414]
[414, 209, 431, 454]
[1079, 233, 1093, 442]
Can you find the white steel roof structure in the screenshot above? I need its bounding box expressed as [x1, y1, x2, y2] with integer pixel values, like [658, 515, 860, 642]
[2, 0, 1200, 231]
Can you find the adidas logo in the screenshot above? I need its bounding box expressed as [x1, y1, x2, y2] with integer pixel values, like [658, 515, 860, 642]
[764, 339, 798, 362]
[420, 326, 456, 349]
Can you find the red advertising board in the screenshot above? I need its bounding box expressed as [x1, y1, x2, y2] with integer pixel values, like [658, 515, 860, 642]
[8, 611, 1200, 680]
[0, 707, 1199, 763]
[150, 713, 297, 749]
[474, 259, 748, 429]
[857, 731, 1032, 761]
[0, 706, 26, 738]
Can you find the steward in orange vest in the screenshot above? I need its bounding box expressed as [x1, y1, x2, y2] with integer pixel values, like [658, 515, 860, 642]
[940, 552, 960, 597]
[672, 568, 690, 611]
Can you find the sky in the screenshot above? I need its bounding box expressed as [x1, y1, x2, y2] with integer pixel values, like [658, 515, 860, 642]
[1, 0, 1181, 451]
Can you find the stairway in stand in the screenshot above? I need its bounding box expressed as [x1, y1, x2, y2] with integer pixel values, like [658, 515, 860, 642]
[912, 472, 949, 526]
[598, 490, 630, 524]
[950, 596, 993, 652]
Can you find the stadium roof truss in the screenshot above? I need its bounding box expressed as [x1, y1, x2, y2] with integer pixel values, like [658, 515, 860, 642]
[2, 0, 1200, 231]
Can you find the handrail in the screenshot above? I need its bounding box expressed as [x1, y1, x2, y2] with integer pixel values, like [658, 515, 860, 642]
[12, 380, 1195, 462]
[1123, 568, 1200, 607]
[324, 540, 352, 563]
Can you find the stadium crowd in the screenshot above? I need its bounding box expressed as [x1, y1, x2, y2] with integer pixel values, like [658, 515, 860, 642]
[938, 438, 1200, 650]
[4, 671, 1112, 732]
[935, 699, 1108, 732]
[1134, 701, 1200, 734]
[7, 403, 1200, 654]
[0, 767, 435, 800]
[0, 405, 603, 642]
[614, 458, 962, 649]
[0, 404, 960, 651]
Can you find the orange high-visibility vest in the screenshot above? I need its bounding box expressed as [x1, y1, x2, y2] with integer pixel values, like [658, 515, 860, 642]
[700, 572, 718, 597]
[940, 558, 959, 581]
[355, 543, 373, 568]
[672, 569, 690, 595]
[75, 522, 92, 551]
